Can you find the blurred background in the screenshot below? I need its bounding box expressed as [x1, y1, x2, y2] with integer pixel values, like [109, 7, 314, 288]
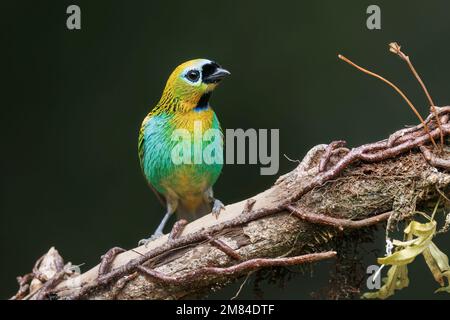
[2, 0, 450, 299]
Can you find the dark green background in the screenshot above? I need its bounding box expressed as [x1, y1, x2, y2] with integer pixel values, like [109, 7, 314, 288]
[2, 0, 449, 299]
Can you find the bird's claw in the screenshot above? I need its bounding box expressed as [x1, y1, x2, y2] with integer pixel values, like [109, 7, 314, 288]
[212, 199, 225, 219]
[138, 232, 163, 247]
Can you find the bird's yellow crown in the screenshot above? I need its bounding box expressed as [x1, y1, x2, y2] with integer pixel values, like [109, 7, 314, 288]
[153, 59, 230, 114]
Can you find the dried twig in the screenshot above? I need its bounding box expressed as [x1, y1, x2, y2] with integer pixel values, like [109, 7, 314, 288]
[286, 205, 392, 231]
[137, 252, 337, 285]
[169, 219, 188, 240]
[98, 247, 126, 277]
[207, 235, 243, 260]
[338, 54, 437, 148]
[387, 108, 449, 147]
[319, 140, 347, 172]
[389, 42, 444, 147]
[34, 270, 67, 300]
[31, 254, 48, 282]
[11, 274, 34, 300]
[420, 146, 450, 170]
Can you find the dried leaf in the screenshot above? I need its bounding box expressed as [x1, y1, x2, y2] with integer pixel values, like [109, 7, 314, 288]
[423, 248, 444, 286]
[362, 265, 409, 299]
[29, 247, 65, 292]
[378, 221, 435, 266]
[428, 242, 450, 272]
[435, 271, 450, 293]
[363, 219, 450, 299]
[425, 242, 450, 294]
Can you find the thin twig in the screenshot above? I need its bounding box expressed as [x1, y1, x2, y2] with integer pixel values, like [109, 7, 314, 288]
[435, 186, 450, 203]
[231, 272, 252, 300]
[420, 146, 450, 170]
[388, 107, 450, 147]
[286, 205, 392, 231]
[137, 252, 337, 285]
[169, 219, 188, 240]
[10, 273, 34, 300]
[98, 247, 126, 277]
[319, 140, 347, 172]
[207, 235, 243, 260]
[31, 254, 47, 282]
[389, 42, 444, 147]
[34, 270, 67, 300]
[338, 54, 437, 148]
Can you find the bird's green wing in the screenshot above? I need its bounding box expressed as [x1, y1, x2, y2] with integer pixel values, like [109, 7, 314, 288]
[138, 120, 166, 208]
[138, 123, 146, 167]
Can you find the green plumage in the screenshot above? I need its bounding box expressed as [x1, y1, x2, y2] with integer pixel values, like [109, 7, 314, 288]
[139, 109, 223, 217]
[138, 59, 229, 239]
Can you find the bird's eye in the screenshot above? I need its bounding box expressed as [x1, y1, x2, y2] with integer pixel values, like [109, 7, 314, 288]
[185, 70, 200, 82]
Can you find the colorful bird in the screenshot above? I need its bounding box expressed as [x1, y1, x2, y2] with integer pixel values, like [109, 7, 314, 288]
[138, 59, 230, 245]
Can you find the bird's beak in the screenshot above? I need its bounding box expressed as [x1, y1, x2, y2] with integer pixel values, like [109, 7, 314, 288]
[203, 67, 231, 84]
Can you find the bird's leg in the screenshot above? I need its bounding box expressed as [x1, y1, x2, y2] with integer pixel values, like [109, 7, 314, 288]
[204, 187, 225, 219]
[153, 211, 172, 236]
[138, 198, 178, 247]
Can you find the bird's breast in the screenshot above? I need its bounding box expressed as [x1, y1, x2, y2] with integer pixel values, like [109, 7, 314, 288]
[140, 109, 223, 197]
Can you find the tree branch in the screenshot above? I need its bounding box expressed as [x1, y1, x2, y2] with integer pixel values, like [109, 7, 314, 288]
[12, 107, 450, 300]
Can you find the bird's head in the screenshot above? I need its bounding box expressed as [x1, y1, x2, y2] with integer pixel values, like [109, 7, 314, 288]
[158, 59, 230, 112]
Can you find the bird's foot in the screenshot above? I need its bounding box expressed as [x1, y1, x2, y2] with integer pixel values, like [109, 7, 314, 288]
[138, 231, 163, 247]
[212, 199, 225, 219]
